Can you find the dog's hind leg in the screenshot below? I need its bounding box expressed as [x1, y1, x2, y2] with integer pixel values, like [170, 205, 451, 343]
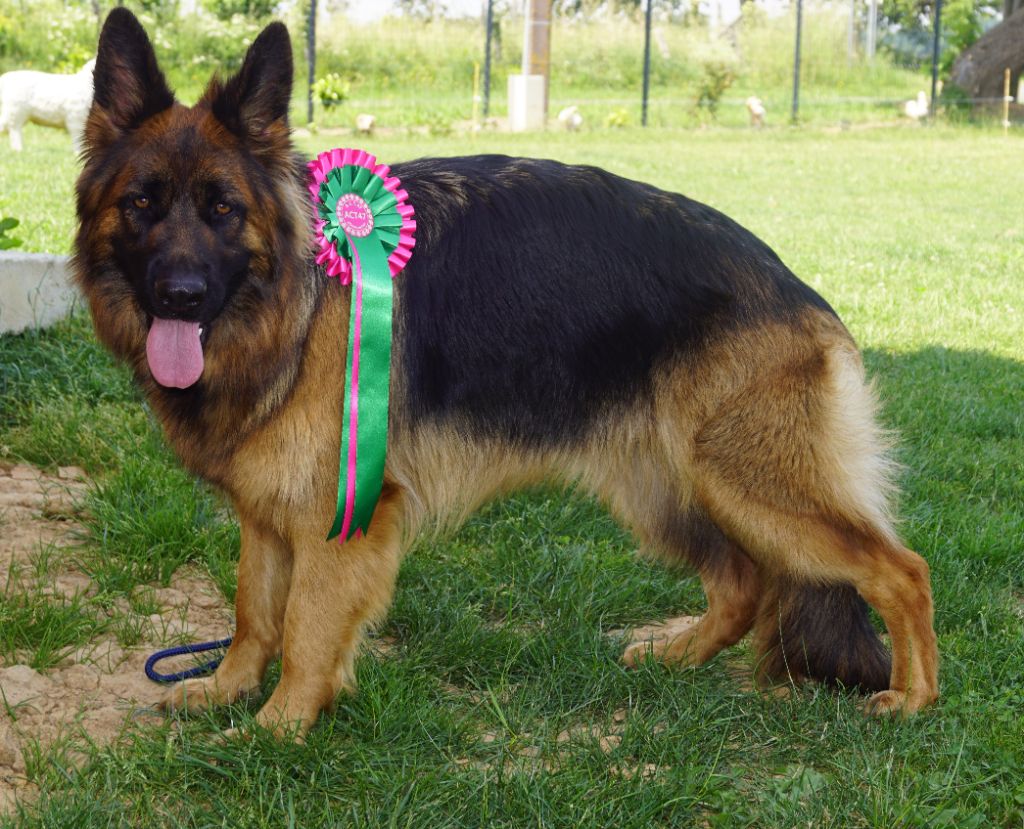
[688, 330, 938, 713]
[589, 460, 761, 669]
[621, 523, 760, 669]
[161, 511, 292, 713]
[702, 481, 938, 713]
[251, 486, 405, 739]
[829, 540, 937, 715]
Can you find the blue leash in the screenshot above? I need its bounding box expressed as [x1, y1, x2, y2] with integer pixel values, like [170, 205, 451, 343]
[144, 637, 234, 683]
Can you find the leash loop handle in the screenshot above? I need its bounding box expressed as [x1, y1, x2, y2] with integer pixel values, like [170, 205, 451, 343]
[144, 637, 233, 684]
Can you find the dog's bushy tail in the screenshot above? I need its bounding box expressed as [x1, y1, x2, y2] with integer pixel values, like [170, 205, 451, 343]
[752, 576, 891, 693]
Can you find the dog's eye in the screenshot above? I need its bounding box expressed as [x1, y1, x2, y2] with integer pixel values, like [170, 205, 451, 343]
[214, 202, 232, 216]
[133, 196, 150, 209]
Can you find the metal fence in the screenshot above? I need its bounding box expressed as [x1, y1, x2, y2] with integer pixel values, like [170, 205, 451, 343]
[306, 0, 1018, 133]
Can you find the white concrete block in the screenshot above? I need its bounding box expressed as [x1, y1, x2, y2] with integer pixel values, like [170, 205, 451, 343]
[508, 74, 546, 132]
[0, 252, 78, 334]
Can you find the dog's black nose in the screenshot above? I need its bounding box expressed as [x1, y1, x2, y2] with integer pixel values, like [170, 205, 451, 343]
[154, 273, 207, 314]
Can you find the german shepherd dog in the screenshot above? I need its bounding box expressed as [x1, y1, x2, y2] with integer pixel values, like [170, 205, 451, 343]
[73, 10, 939, 737]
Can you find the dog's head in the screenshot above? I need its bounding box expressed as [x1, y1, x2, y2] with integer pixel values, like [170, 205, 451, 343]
[74, 9, 307, 392]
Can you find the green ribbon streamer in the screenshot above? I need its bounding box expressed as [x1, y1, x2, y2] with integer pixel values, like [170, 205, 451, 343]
[316, 165, 404, 541]
[327, 236, 392, 541]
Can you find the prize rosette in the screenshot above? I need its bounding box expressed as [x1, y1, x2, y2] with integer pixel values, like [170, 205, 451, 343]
[308, 148, 416, 541]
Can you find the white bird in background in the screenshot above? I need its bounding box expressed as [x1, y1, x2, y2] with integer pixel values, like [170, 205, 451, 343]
[557, 105, 583, 132]
[355, 113, 376, 134]
[904, 91, 929, 120]
[745, 96, 766, 128]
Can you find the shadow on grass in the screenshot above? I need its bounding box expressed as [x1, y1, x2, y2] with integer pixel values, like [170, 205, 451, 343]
[864, 345, 1024, 444]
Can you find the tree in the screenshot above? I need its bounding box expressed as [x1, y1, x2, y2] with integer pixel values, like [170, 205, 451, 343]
[880, 0, 988, 72]
[950, 7, 1024, 103]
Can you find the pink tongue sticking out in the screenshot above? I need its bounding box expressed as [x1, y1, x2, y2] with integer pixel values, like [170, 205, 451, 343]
[146, 319, 204, 389]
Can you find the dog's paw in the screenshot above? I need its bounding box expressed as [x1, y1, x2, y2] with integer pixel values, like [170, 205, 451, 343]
[210, 717, 306, 745]
[621, 638, 662, 668]
[862, 688, 936, 717]
[159, 678, 217, 713]
[215, 726, 247, 744]
[159, 666, 265, 715]
[248, 710, 309, 743]
[621, 616, 703, 668]
[159, 676, 251, 714]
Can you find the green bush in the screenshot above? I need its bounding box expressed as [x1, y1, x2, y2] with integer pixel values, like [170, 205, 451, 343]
[47, 4, 95, 74]
[603, 107, 631, 128]
[204, 0, 276, 21]
[695, 61, 736, 118]
[311, 72, 349, 109]
[0, 0, 95, 72]
[0, 12, 17, 58]
[423, 111, 453, 136]
[0, 216, 22, 250]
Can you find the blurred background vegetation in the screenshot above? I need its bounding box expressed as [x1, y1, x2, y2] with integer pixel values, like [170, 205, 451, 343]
[0, 0, 1009, 131]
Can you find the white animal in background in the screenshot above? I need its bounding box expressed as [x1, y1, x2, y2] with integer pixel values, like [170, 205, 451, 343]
[355, 112, 376, 135]
[0, 59, 95, 152]
[745, 96, 766, 128]
[557, 105, 583, 131]
[904, 91, 929, 120]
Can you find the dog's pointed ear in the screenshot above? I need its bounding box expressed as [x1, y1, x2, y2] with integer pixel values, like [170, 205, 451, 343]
[87, 8, 174, 150]
[208, 22, 293, 152]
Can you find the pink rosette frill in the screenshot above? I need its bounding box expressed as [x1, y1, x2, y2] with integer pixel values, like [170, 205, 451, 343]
[307, 147, 417, 284]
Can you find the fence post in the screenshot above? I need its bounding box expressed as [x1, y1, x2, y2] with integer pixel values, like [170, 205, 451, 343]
[483, 0, 494, 118]
[306, 0, 316, 125]
[929, 0, 943, 117]
[523, 0, 552, 121]
[791, 0, 803, 123]
[847, 0, 855, 63]
[867, 0, 877, 59]
[642, 0, 653, 126]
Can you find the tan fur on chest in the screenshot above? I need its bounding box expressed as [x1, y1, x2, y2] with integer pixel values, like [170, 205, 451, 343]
[223, 293, 346, 540]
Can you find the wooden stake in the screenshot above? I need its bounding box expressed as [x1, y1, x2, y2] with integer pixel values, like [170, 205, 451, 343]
[1003, 67, 1011, 135]
[522, 0, 552, 119]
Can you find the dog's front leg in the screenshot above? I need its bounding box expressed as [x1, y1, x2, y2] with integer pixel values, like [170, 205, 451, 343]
[252, 488, 404, 740]
[161, 510, 292, 713]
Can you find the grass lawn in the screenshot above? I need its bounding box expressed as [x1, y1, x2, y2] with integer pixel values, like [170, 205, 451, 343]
[1, 123, 1023, 827]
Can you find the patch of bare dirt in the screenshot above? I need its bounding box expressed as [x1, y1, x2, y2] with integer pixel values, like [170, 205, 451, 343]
[0, 464, 234, 815]
[614, 615, 704, 651]
[464, 711, 669, 779]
